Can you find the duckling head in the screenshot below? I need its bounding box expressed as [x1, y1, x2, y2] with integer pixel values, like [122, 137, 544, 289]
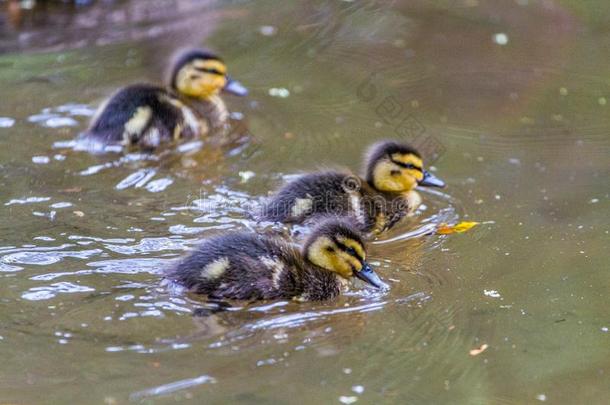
[364, 140, 445, 192]
[169, 48, 248, 100]
[304, 219, 385, 289]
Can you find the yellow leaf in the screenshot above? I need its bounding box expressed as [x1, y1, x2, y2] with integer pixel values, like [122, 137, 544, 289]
[437, 221, 479, 235]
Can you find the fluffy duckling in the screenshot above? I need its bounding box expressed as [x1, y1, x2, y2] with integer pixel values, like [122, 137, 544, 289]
[260, 140, 445, 233]
[79, 49, 247, 150]
[164, 219, 385, 301]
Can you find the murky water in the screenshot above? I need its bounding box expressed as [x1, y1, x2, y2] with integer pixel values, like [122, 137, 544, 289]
[1, 0, 609, 404]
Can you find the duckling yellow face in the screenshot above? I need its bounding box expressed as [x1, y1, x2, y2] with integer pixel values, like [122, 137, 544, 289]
[365, 141, 446, 192]
[175, 58, 228, 99]
[304, 221, 385, 289]
[307, 235, 365, 279]
[170, 49, 248, 100]
[372, 152, 424, 192]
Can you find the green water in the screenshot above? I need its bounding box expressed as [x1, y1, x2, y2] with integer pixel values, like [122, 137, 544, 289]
[0, 0, 608, 404]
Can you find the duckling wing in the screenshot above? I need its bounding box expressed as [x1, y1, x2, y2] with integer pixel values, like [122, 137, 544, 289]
[260, 172, 355, 223]
[165, 234, 305, 300]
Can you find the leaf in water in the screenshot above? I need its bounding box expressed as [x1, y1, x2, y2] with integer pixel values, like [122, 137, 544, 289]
[437, 221, 479, 235]
[469, 343, 488, 356]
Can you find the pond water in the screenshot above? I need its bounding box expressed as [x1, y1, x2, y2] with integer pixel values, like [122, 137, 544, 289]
[0, 0, 609, 404]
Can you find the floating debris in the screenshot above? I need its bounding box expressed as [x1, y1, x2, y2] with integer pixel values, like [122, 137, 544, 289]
[0, 117, 15, 128]
[493, 33, 508, 45]
[268, 88, 290, 98]
[259, 25, 277, 36]
[484, 289, 501, 298]
[32, 156, 50, 164]
[239, 171, 256, 183]
[469, 343, 488, 356]
[437, 221, 479, 235]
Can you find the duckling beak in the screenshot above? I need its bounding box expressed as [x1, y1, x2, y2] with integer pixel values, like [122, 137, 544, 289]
[223, 76, 248, 96]
[419, 170, 445, 188]
[355, 262, 387, 289]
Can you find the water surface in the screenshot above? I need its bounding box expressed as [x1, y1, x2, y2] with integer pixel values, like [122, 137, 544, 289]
[0, 0, 609, 404]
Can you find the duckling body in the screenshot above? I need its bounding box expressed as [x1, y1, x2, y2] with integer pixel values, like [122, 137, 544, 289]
[84, 85, 204, 149]
[261, 171, 410, 234]
[79, 49, 246, 151]
[260, 141, 445, 234]
[164, 219, 384, 301]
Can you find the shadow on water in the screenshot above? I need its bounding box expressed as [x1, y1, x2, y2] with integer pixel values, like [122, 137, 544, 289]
[0, 0, 609, 403]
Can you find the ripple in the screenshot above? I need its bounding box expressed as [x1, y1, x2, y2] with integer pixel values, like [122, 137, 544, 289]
[21, 281, 95, 301]
[5, 196, 51, 206]
[103, 237, 188, 255]
[115, 168, 157, 190]
[1, 245, 101, 268]
[30, 257, 171, 281]
[130, 375, 216, 400]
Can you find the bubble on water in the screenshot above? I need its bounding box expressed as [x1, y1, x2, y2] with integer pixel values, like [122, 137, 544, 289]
[536, 394, 547, 401]
[339, 396, 358, 404]
[259, 25, 277, 36]
[601, 327, 608, 333]
[351, 385, 364, 394]
[493, 33, 509, 45]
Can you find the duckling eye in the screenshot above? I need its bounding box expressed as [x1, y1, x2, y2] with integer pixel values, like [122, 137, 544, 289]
[326, 246, 335, 253]
[194, 67, 224, 76]
[345, 247, 357, 256]
[391, 170, 401, 176]
[391, 159, 422, 172]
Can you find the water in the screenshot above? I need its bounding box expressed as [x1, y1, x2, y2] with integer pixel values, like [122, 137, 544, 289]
[1, 0, 609, 403]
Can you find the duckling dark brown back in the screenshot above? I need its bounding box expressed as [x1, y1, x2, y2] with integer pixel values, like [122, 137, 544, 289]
[164, 219, 384, 301]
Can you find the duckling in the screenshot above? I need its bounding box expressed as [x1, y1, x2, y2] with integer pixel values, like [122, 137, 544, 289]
[164, 218, 385, 301]
[79, 48, 247, 150]
[260, 140, 445, 234]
